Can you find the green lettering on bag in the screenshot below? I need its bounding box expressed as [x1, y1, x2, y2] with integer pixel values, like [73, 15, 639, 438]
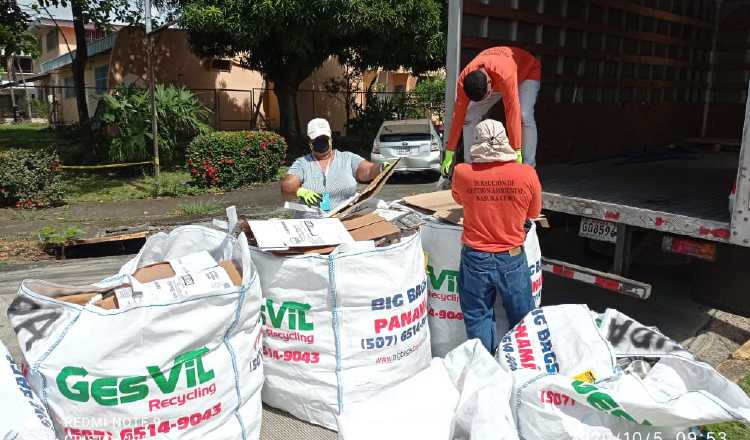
[91, 377, 118, 406]
[57, 366, 89, 402]
[427, 266, 458, 293]
[570, 379, 651, 425]
[55, 346, 214, 406]
[261, 299, 314, 331]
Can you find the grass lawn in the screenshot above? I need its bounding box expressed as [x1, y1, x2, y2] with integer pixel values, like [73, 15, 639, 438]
[0, 122, 82, 163]
[62, 170, 213, 203]
[0, 122, 57, 150]
[0, 122, 81, 151]
[705, 372, 750, 436]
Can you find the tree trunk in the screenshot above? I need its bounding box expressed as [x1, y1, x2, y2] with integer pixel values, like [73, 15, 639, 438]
[70, 1, 92, 147]
[8, 59, 17, 121]
[274, 79, 305, 159]
[14, 56, 33, 120]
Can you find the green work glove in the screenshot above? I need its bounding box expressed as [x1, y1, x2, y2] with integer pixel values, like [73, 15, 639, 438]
[296, 187, 321, 206]
[441, 150, 455, 176]
[516, 149, 523, 164]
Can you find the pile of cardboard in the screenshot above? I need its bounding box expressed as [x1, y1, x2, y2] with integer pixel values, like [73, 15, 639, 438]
[56, 251, 241, 309]
[402, 191, 465, 225]
[402, 190, 549, 227]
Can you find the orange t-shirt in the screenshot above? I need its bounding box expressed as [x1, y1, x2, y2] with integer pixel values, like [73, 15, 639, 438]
[451, 162, 542, 252]
[447, 46, 542, 152]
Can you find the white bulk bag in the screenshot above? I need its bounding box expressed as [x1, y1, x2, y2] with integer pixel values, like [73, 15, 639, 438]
[443, 339, 518, 440]
[8, 225, 264, 440]
[514, 356, 750, 440]
[495, 304, 617, 379]
[336, 339, 518, 440]
[251, 232, 431, 430]
[421, 220, 543, 357]
[0, 341, 56, 440]
[508, 306, 750, 439]
[336, 358, 459, 440]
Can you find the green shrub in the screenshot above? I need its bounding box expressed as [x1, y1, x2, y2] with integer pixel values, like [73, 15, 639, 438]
[186, 130, 287, 189]
[346, 94, 407, 149]
[95, 84, 211, 165]
[406, 76, 446, 119]
[38, 226, 84, 247]
[30, 99, 50, 119]
[0, 148, 64, 208]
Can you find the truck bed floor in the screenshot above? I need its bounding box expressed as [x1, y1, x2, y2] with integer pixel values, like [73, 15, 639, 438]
[538, 150, 737, 224]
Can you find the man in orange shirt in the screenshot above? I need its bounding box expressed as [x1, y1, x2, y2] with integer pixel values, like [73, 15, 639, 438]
[452, 119, 542, 353]
[442, 46, 541, 174]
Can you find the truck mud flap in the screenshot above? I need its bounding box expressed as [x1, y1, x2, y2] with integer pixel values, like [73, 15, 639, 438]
[542, 257, 652, 299]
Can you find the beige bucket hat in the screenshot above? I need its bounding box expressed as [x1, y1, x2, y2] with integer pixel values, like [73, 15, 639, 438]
[470, 119, 517, 163]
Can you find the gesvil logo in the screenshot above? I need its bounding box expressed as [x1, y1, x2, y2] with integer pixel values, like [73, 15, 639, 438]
[571, 380, 652, 425]
[427, 266, 458, 293]
[261, 299, 314, 331]
[56, 347, 215, 406]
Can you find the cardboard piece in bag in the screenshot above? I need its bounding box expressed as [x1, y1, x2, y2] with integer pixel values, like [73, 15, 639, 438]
[249, 218, 354, 250]
[271, 213, 400, 255]
[402, 190, 460, 213]
[403, 190, 548, 227]
[57, 258, 242, 310]
[328, 158, 401, 219]
[344, 213, 400, 242]
[131, 259, 241, 286]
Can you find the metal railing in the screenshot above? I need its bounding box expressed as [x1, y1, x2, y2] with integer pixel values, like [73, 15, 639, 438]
[40, 33, 118, 74]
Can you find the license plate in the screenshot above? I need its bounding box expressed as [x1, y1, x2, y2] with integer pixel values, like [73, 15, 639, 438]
[397, 146, 410, 155]
[579, 218, 618, 243]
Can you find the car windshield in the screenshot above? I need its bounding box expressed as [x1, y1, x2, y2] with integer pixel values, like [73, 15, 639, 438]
[379, 122, 433, 143]
[379, 132, 432, 143]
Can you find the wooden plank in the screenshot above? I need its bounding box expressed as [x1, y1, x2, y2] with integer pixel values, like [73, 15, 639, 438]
[543, 76, 704, 89]
[735, 339, 750, 360]
[463, 1, 711, 49]
[71, 231, 148, 246]
[462, 37, 704, 69]
[589, 0, 712, 29]
[683, 137, 741, 147]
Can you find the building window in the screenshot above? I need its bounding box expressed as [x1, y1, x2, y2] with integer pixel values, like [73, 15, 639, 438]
[46, 30, 58, 53]
[64, 77, 75, 98]
[211, 59, 232, 72]
[394, 85, 406, 93]
[85, 29, 106, 43]
[16, 57, 33, 73]
[95, 65, 108, 94]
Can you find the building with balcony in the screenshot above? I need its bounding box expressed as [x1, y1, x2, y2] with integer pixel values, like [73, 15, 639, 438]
[20, 19, 418, 134]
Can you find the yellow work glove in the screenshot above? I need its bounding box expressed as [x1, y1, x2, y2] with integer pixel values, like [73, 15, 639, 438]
[441, 150, 455, 176]
[516, 149, 523, 164]
[296, 187, 321, 206]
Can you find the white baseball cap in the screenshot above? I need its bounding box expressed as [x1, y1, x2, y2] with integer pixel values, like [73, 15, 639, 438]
[307, 118, 332, 140]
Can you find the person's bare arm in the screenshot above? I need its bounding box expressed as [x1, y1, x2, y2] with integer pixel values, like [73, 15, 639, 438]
[280, 174, 302, 201]
[355, 160, 382, 183]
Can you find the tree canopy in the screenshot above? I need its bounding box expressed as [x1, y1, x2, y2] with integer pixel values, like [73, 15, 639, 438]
[0, 0, 38, 58]
[180, 0, 446, 155]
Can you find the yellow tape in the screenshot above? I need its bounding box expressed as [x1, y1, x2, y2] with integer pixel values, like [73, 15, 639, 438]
[573, 370, 597, 383]
[57, 161, 154, 170]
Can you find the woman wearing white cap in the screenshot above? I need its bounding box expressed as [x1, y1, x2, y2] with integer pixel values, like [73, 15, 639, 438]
[281, 118, 383, 216]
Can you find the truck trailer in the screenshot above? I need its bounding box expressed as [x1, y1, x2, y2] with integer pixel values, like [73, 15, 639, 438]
[444, 0, 750, 315]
